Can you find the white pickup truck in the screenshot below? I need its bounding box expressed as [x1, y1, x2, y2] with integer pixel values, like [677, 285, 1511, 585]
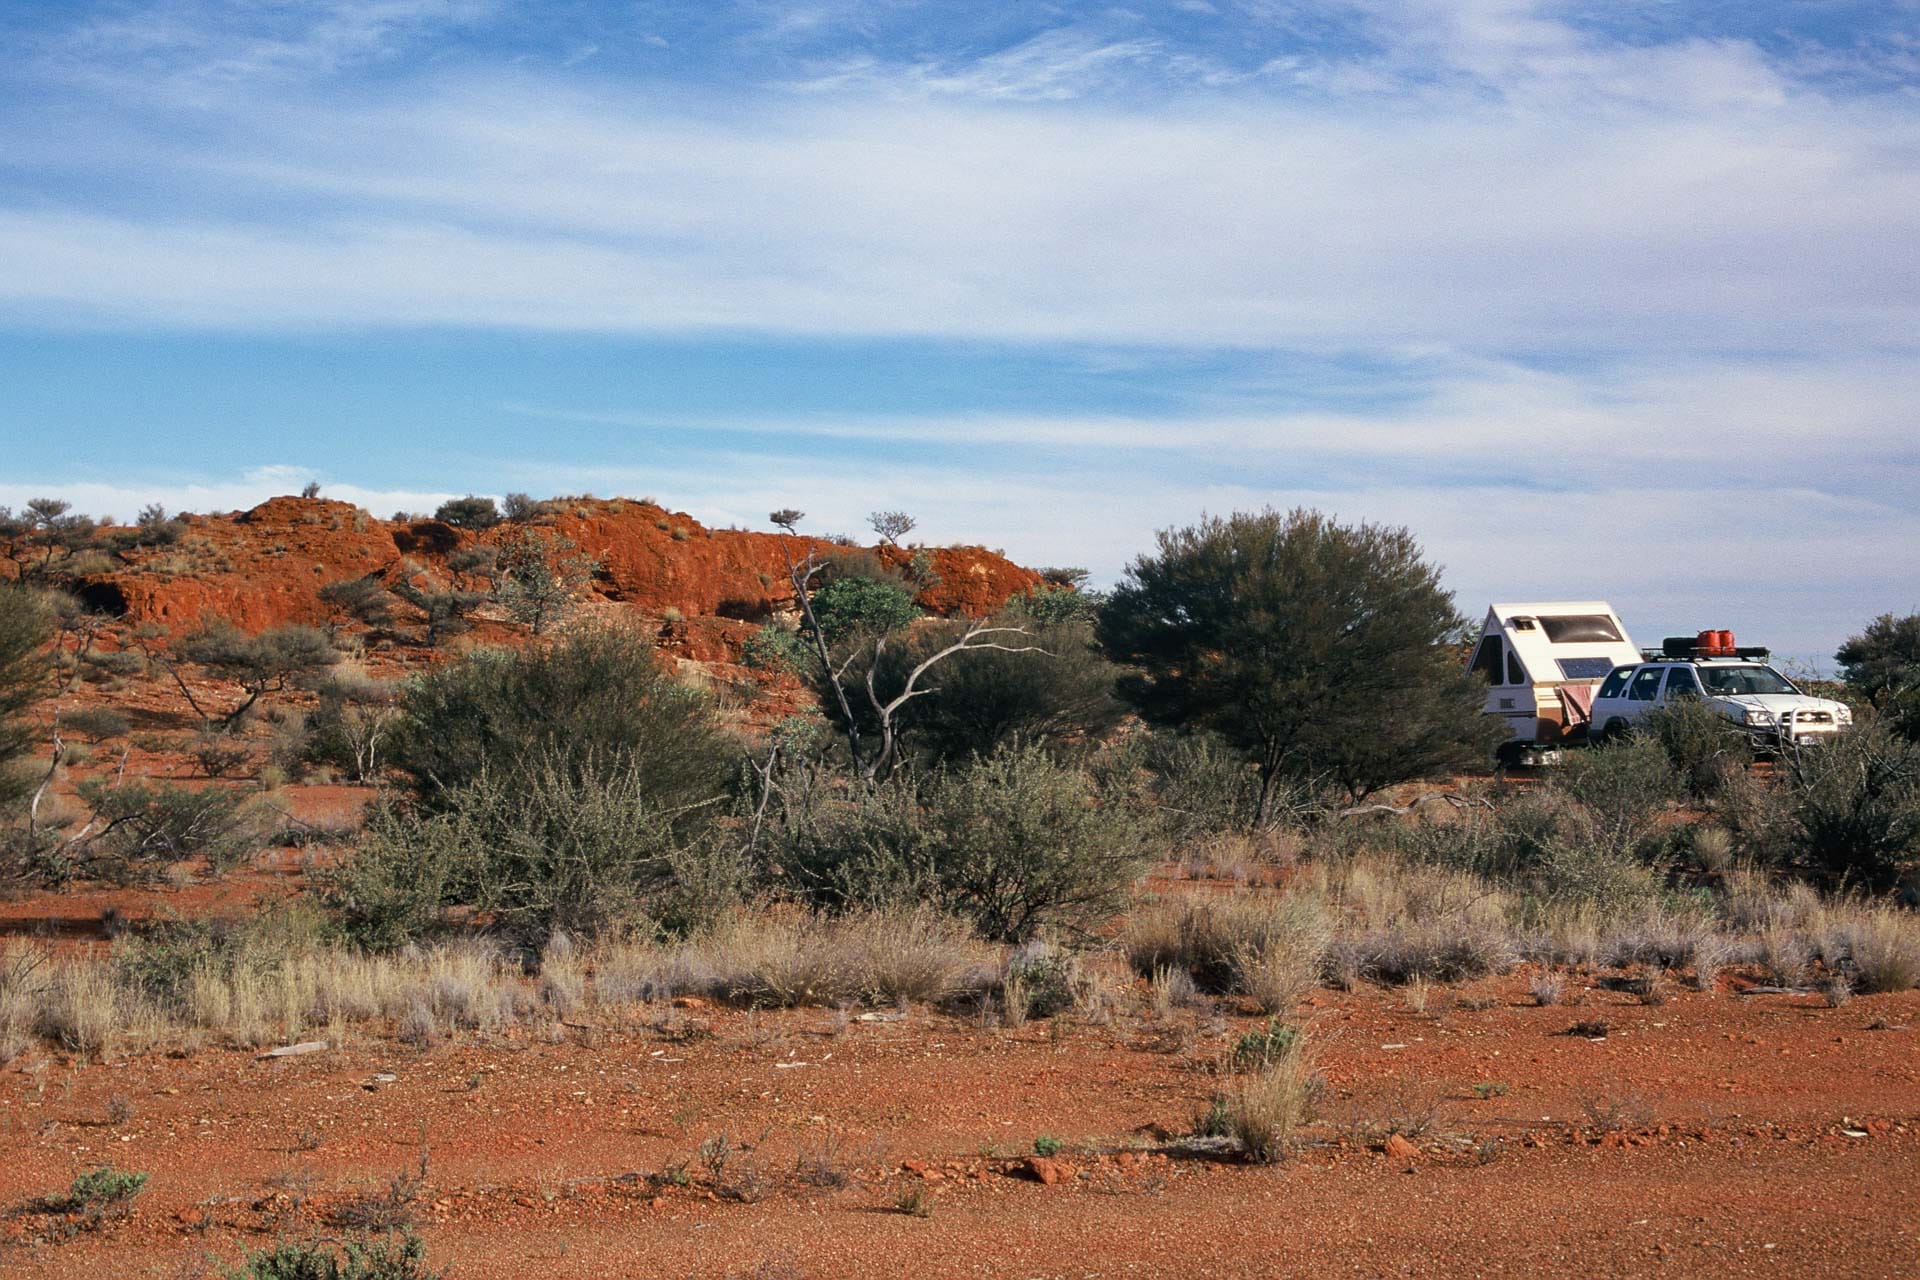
[1590, 656, 1852, 748]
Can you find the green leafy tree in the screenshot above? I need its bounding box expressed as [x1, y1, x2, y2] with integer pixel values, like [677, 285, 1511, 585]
[492, 527, 599, 635]
[1098, 508, 1501, 821]
[807, 576, 921, 645]
[1837, 613, 1920, 706]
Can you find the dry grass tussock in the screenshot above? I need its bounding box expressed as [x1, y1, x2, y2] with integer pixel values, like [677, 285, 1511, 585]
[0, 905, 998, 1061]
[1134, 851, 1920, 1001]
[1226, 1028, 1320, 1163]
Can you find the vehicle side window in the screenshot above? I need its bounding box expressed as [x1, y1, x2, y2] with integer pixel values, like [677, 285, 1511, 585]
[1597, 667, 1632, 699]
[1469, 636, 1504, 683]
[1664, 667, 1702, 699]
[1506, 650, 1526, 686]
[1628, 667, 1664, 701]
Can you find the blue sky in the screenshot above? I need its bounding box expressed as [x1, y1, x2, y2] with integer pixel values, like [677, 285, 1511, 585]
[3, 2, 1919, 659]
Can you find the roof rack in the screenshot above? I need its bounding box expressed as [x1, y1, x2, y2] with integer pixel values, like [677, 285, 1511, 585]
[1648, 635, 1770, 663]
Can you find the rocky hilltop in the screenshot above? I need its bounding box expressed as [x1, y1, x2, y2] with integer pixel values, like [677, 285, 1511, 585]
[74, 495, 1043, 664]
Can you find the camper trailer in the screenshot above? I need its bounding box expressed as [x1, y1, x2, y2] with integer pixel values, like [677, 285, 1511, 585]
[1467, 602, 1641, 765]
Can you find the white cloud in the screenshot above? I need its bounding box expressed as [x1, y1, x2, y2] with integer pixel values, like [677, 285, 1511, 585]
[2, 82, 1916, 353]
[0, 466, 457, 525]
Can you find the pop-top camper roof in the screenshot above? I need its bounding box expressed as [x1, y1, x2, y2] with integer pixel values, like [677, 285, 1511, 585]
[1476, 602, 1640, 687]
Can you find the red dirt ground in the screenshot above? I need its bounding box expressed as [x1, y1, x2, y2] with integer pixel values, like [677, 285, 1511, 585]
[2, 950, 1915, 1278]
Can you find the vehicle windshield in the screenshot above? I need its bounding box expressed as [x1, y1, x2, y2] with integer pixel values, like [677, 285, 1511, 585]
[1698, 664, 1799, 696]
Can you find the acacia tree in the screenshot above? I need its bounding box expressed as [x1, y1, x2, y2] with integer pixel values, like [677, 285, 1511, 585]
[1837, 613, 1920, 706]
[1098, 508, 1500, 822]
[769, 509, 1042, 784]
[493, 527, 600, 635]
[174, 620, 339, 729]
[0, 584, 52, 807]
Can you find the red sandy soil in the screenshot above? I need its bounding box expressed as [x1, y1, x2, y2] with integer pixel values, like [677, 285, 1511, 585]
[1, 960, 1915, 1278]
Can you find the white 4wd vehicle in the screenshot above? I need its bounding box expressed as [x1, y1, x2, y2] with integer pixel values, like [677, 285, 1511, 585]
[1591, 658, 1851, 748]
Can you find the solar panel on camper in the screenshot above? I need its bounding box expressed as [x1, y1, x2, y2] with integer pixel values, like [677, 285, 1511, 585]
[1556, 657, 1615, 680]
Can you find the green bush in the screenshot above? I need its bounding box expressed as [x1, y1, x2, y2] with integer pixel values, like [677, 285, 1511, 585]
[1138, 730, 1272, 838]
[387, 626, 732, 814]
[807, 576, 920, 645]
[60, 707, 130, 742]
[176, 621, 338, 727]
[1637, 699, 1752, 800]
[741, 623, 810, 673]
[839, 618, 1123, 767]
[1554, 737, 1675, 853]
[432, 495, 499, 529]
[779, 743, 1152, 942]
[61, 1165, 148, 1213]
[1836, 613, 1920, 706]
[61, 780, 263, 882]
[1784, 723, 1920, 890]
[221, 1230, 444, 1280]
[332, 752, 720, 950]
[0, 584, 53, 807]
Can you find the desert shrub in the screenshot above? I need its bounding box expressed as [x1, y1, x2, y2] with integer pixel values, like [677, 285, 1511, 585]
[1837, 613, 1920, 706]
[1124, 893, 1330, 1002]
[318, 576, 397, 631]
[492, 527, 598, 635]
[1007, 582, 1100, 624]
[57, 780, 264, 882]
[1638, 699, 1752, 800]
[1825, 908, 1920, 993]
[1138, 730, 1271, 838]
[221, 1230, 444, 1280]
[1783, 723, 1920, 890]
[333, 751, 699, 951]
[59, 1165, 148, 1217]
[840, 617, 1124, 766]
[741, 624, 809, 673]
[61, 707, 130, 741]
[432, 495, 499, 530]
[1001, 941, 1083, 1018]
[691, 906, 987, 1008]
[778, 743, 1151, 942]
[0, 584, 53, 806]
[388, 626, 732, 813]
[1554, 737, 1676, 851]
[806, 576, 920, 645]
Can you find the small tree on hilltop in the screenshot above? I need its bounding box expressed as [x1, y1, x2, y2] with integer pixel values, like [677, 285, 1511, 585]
[868, 510, 916, 546]
[1098, 508, 1501, 822]
[493, 527, 600, 635]
[0, 499, 99, 584]
[433, 495, 501, 530]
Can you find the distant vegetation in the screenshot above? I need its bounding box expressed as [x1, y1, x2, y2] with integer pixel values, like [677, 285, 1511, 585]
[0, 486, 1917, 1173]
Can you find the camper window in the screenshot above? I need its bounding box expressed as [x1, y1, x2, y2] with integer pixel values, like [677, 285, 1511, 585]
[1506, 649, 1526, 686]
[1469, 636, 1505, 683]
[1539, 614, 1624, 644]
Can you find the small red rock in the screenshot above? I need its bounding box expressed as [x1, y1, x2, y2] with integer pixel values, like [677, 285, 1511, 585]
[1384, 1134, 1419, 1161]
[1025, 1156, 1069, 1185]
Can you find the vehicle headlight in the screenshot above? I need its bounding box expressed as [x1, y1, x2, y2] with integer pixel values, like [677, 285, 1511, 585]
[1743, 708, 1776, 726]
